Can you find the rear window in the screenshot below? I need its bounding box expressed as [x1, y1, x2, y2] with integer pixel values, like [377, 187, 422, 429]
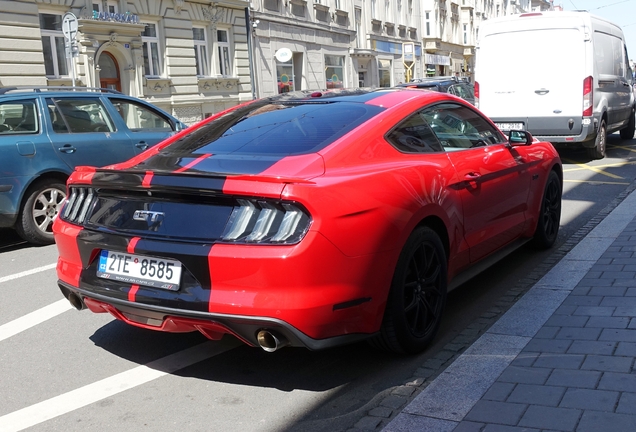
[162, 100, 384, 156]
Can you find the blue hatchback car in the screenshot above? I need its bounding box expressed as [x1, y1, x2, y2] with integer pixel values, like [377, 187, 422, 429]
[0, 87, 186, 245]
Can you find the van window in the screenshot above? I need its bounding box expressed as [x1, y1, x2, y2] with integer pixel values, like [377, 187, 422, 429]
[593, 31, 624, 77]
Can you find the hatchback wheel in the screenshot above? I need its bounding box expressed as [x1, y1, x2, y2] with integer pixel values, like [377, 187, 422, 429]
[370, 227, 447, 354]
[16, 181, 66, 245]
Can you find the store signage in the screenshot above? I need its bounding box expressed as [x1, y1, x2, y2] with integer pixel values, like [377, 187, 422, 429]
[91, 11, 140, 24]
[424, 53, 451, 66]
[275, 48, 292, 63]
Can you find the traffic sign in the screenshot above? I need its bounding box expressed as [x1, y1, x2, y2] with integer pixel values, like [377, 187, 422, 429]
[62, 12, 78, 42]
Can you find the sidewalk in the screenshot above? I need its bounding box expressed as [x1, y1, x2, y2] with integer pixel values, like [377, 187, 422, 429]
[383, 186, 636, 432]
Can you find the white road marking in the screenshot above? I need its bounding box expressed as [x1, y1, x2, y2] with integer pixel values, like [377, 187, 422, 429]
[0, 299, 72, 343]
[0, 341, 237, 432]
[0, 263, 57, 284]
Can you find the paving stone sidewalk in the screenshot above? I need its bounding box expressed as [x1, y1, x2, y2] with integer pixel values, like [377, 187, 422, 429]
[375, 186, 636, 432]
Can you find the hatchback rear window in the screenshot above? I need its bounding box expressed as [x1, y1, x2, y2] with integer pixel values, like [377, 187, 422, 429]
[162, 100, 384, 156]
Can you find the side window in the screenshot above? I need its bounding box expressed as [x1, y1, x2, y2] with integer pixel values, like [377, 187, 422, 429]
[421, 103, 506, 150]
[47, 98, 115, 134]
[0, 100, 38, 134]
[386, 111, 444, 153]
[110, 99, 173, 132]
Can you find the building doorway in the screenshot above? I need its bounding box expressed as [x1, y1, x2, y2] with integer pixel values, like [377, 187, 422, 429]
[98, 52, 121, 91]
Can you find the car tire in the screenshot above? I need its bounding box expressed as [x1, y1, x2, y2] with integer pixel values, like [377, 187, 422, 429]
[16, 180, 66, 245]
[370, 227, 447, 354]
[620, 108, 635, 140]
[532, 170, 562, 249]
[587, 119, 606, 160]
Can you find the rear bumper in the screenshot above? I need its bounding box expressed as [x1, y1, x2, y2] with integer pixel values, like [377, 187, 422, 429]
[53, 217, 396, 348]
[491, 116, 597, 144]
[58, 281, 373, 350]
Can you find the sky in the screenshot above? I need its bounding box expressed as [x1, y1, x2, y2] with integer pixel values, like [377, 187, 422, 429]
[559, 0, 636, 60]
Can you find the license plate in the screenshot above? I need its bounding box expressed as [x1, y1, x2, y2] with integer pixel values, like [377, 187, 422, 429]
[495, 122, 525, 132]
[97, 250, 182, 291]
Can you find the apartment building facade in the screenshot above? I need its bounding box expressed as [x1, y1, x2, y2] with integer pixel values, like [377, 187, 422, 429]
[0, 0, 555, 118]
[1, 0, 254, 124]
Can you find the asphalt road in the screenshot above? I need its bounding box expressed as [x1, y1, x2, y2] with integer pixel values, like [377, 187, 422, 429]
[1, 134, 635, 432]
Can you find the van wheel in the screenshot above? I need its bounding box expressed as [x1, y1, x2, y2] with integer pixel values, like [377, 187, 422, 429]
[587, 119, 606, 160]
[532, 170, 562, 249]
[369, 227, 447, 354]
[620, 109, 635, 140]
[15, 180, 66, 245]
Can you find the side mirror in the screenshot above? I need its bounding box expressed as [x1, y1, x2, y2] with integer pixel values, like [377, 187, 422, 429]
[508, 130, 533, 146]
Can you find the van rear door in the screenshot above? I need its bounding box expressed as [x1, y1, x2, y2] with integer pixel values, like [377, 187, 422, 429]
[478, 27, 586, 135]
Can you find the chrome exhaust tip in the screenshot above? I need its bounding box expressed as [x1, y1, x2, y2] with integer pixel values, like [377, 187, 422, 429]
[256, 330, 288, 352]
[67, 292, 85, 310]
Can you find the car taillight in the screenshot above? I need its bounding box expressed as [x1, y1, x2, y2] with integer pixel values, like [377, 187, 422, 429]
[61, 187, 95, 224]
[221, 199, 311, 244]
[583, 76, 593, 117]
[474, 81, 480, 108]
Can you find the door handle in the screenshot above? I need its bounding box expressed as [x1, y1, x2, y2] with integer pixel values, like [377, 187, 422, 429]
[58, 144, 76, 154]
[135, 142, 149, 150]
[465, 172, 481, 180]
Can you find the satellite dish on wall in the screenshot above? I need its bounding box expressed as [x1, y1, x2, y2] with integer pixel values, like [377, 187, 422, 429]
[275, 48, 293, 63]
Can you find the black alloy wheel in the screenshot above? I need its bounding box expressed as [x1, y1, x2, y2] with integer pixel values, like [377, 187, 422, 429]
[370, 227, 447, 354]
[532, 170, 562, 249]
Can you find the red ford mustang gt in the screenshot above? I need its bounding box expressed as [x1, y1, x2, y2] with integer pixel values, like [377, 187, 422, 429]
[53, 88, 562, 354]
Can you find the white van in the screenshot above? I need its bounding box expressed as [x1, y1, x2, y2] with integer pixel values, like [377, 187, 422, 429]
[474, 11, 635, 159]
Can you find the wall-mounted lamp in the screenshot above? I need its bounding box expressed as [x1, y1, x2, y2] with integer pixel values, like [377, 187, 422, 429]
[252, 19, 259, 28]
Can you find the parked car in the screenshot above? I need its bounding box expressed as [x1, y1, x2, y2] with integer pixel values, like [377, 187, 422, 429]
[475, 11, 635, 159]
[396, 76, 475, 104]
[54, 88, 562, 354]
[0, 87, 187, 245]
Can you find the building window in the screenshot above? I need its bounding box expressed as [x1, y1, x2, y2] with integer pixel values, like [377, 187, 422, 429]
[378, 59, 391, 87]
[425, 11, 431, 36]
[371, 0, 377, 19]
[385, 0, 391, 22]
[463, 24, 468, 45]
[335, 0, 341, 9]
[193, 27, 209, 77]
[276, 59, 293, 94]
[142, 23, 161, 77]
[216, 29, 232, 76]
[325, 55, 344, 89]
[93, 1, 118, 13]
[40, 13, 69, 78]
